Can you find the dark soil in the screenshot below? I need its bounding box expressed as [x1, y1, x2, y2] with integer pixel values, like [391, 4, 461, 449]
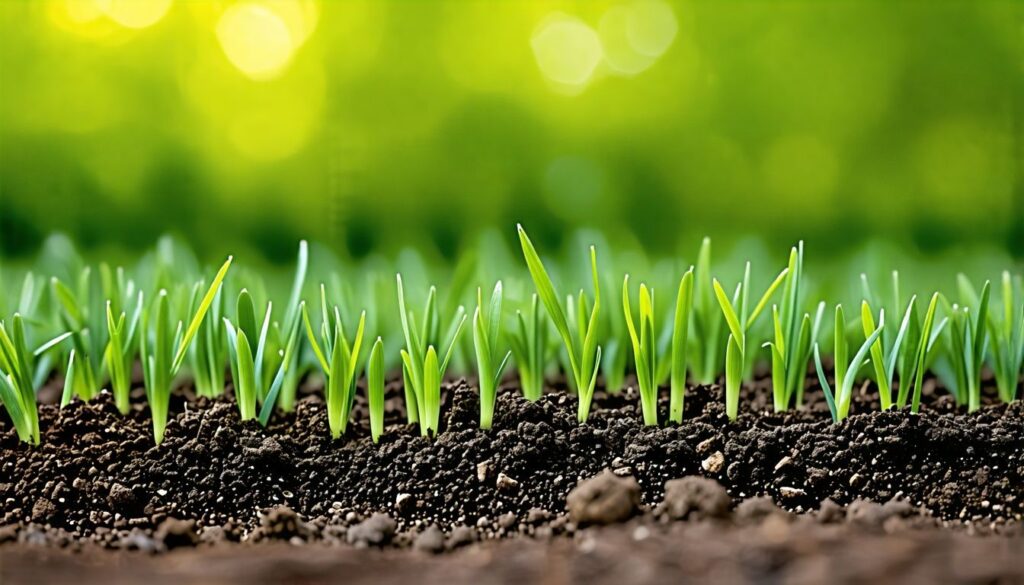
[2, 372, 1023, 583]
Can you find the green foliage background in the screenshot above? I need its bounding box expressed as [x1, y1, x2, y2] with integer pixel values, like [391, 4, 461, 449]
[0, 0, 1020, 262]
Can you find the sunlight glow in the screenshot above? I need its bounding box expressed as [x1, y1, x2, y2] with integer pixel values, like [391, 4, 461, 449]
[96, 0, 173, 29]
[216, 3, 296, 81]
[531, 14, 603, 89]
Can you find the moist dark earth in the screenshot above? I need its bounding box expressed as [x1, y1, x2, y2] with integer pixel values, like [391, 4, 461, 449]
[2, 371, 1023, 584]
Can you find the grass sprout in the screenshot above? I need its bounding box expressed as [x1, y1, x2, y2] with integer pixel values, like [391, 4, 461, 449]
[690, 237, 724, 384]
[302, 285, 367, 439]
[622, 269, 694, 425]
[189, 286, 227, 399]
[518, 225, 601, 423]
[988, 271, 1023, 403]
[473, 282, 511, 429]
[276, 240, 309, 412]
[814, 305, 884, 422]
[140, 256, 232, 444]
[762, 243, 825, 411]
[622, 275, 658, 425]
[860, 297, 914, 411]
[0, 315, 71, 444]
[50, 271, 102, 402]
[225, 288, 302, 425]
[713, 262, 789, 420]
[507, 293, 548, 401]
[941, 277, 991, 411]
[367, 337, 384, 443]
[103, 291, 144, 413]
[903, 293, 943, 412]
[396, 274, 467, 436]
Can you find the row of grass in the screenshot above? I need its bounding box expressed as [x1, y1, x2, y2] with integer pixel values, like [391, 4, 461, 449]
[1, 227, 1022, 445]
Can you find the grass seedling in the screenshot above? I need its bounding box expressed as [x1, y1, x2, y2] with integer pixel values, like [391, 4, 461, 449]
[860, 296, 915, 411]
[861, 272, 948, 410]
[902, 293, 942, 412]
[622, 268, 694, 426]
[940, 278, 991, 411]
[712, 262, 789, 420]
[396, 274, 467, 436]
[813, 305, 884, 422]
[988, 272, 1023, 403]
[104, 292, 144, 413]
[690, 238, 725, 384]
[275, 241, 309, 412]
[517, 225, 601, 423]
[507, 294, 548, 401]
[303, 286, 367, 439]
[0, 315, 71, 444]
[50, 271, 103, 402]
[473, 282, 512, 429]
[669, 270, 694, 423]
[762, 243, 825, 411]
[367, 337, 384, 442]
[140, 257, 232, 444]
[226, 289, 302, 425]
[189, 286, 227, 399]
[600, 279, 630, 394]
[622, 275, 658, 425]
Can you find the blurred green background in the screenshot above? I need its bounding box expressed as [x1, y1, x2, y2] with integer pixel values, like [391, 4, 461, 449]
[0, 0, 1020, 264]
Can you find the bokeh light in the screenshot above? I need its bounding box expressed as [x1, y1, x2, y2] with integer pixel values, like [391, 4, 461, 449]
[96, 0, 172, 29]
[0, 0, 1019, 259]
[624, 0, 677, 58]
[216, 3, 296, 80]
[531, 13, 603, 90]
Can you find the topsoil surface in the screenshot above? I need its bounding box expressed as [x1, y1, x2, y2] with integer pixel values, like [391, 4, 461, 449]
[1, 371, 1023, 584]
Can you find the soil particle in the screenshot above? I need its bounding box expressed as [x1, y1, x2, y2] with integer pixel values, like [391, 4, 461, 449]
[413, 525, 445, 554]
[446, 525, 477, 550]
[0, 524, 17, 544]
[566, 470, 641, 525]
[31, 498, 57, 523]
[347, 513, 397, 547]
[249, 506, 308, 542]
[734, 496, 787, 524]
[108, 483, 138, 512]
[846, 498, 920, 531]
[118, 530, 159, 553]
[816, 498, 846, 523]
[661, 476, 732, 520]
[154, 518, 199, 550]
[702, 451, 725, 474]
[495, 472, 519, 492]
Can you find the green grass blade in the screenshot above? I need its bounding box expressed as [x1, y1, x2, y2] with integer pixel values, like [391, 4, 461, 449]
[368, 337, 385, 442]
[746, 267, 789, 328]
[670, 269, 693, 424]
[713, 279, 744, 347]
[424, 346, 440, 436]
[60, 350, 77, 408]
[517, 225, 579, 378]
[172, 256, 232, 375]
[813, 344, 838, 422]
[235, 329, 256, 420]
